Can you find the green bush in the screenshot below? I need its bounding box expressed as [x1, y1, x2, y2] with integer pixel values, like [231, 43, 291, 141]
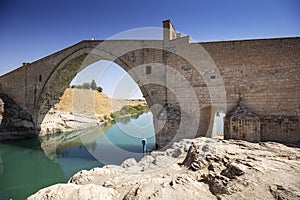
[109, 104, 149, 119]
[96, 87, 103, 93]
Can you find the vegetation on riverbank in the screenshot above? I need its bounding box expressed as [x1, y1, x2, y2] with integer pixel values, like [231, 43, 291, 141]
[109, 104, 149, 120]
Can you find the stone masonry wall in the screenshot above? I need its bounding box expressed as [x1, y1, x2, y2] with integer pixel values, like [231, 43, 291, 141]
[201, 38, 300, 117]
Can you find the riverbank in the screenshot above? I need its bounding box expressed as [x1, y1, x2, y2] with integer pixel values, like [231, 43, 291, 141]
[0, 88, 147, 140]
[39, 88, 147, 136]
[28, 137, 300, 200]
[39, 104, 149, 137]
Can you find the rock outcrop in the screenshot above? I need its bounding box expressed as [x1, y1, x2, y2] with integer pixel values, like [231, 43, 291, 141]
[27, 184, 116, 200]
[0, 90, 35, 140]
[27, 137, 300, 200]
[39, 108, 100, 136]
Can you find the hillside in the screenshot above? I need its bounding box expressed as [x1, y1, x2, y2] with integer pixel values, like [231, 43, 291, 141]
[56, 88, 146, 119]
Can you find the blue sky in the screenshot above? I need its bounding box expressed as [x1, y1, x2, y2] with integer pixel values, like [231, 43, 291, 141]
[0, 0, 299, 98]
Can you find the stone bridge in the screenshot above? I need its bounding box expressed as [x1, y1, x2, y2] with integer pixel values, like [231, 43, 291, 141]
[0, 20, 299, 147]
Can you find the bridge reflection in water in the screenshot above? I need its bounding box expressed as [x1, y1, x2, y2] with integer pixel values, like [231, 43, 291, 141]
[0, 112, 155, 200]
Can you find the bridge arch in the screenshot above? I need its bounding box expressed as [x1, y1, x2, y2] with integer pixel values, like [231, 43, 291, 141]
[35, 47, 156, 129]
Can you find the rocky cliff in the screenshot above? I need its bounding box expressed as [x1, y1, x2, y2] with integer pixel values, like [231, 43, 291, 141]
[0, 90, 35, 140]
[28, 137, 300, 200]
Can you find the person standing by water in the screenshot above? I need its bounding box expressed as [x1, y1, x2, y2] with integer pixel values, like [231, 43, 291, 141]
[141, 134, 147, 155]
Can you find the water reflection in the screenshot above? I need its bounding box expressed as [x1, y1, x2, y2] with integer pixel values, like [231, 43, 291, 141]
[39, 126, 109, 161]
[0, 138, 66, 200]
[0, 112, 155, 199]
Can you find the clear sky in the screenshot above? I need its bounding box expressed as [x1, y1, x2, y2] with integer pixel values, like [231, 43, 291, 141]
[0, 0, 299, 98]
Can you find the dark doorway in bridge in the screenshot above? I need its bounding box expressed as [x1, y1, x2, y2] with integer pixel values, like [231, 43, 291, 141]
[199, 106, 212, 137]
[146, 65, 152, 75]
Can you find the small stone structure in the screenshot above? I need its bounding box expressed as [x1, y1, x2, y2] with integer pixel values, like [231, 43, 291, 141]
[225, 101, 299, 143]
[224, 101, 261, 142]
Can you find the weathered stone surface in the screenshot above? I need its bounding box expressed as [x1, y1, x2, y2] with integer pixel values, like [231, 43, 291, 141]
[138, 155, 154, 166]
[39, 108, 100, 136]
[226, 101, 260, 120]
[225, 101, 299, 143]
[28, 137, 300, 200]
[27, 183, 116, 200]
[269, 184, 300, 200]
[0, 90, 35, 140]
[121, 158, 138, 168]
[220, 163, 245, 179]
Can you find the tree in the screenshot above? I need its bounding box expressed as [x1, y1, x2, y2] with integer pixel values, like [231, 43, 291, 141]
[82, 82, 90, 89]
[69, 81, 102, 91]
[96, 86, 103, 93]
[90, 79, 97, 90]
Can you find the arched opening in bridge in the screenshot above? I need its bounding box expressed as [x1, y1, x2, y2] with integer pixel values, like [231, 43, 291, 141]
[199, 106, 225, 137]
[215, 111, 225, 136]
[40, 60, 156, 169]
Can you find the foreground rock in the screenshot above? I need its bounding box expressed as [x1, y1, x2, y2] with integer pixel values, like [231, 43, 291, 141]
[28, 184, 116, 200]
[28, 137, 300, 200]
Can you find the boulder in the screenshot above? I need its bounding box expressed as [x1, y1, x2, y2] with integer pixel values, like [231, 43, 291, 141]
[27, 183, 116, 200]
[121, 158, 138, 168]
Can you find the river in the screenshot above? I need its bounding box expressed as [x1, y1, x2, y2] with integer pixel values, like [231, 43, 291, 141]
[0, 112, 155, 200]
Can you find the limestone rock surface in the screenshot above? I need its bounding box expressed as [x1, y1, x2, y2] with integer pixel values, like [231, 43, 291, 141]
[27, 183, 116, 200]
[28, 137, 300, 200]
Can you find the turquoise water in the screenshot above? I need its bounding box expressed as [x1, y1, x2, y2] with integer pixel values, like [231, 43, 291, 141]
[0, 112, 155, 200]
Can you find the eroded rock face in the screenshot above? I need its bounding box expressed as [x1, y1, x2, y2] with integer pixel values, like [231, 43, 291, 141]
[39, 108, 100, 136]
[269, 184, 300, 200]
[27, 137, 300, 200]
[0, 92, 35, 140]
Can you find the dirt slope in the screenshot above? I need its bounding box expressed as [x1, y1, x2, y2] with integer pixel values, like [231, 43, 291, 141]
[57, 88, 146, 119]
